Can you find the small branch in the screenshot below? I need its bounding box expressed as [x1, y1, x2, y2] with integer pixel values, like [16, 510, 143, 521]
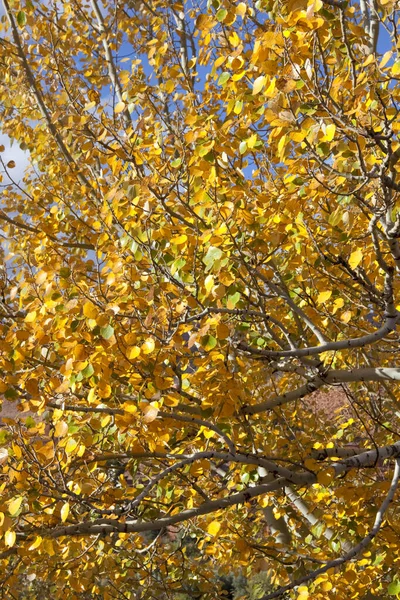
[238, 314, 399, 360]
[261, 458, 400, 599]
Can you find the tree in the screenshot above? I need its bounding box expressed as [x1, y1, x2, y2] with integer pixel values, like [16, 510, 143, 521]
[0, 0, 399, 597]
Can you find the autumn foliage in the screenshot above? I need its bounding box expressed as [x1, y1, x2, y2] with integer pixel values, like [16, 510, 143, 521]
[1, 0, 400, 598]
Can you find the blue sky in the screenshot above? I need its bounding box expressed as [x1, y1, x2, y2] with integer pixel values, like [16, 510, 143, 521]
[0, 1, 395, 186]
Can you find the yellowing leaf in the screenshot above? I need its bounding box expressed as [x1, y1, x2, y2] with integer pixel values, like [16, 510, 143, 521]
[207, 520, 221, 536]
[8, 497, 23, 516]
[65, 438, 78, 454]
[60, 502, 70, 523]
[5, 530, 16, 548]
[317, 290, 332, 304]
[252, 75, 266, 95]
[348, 248, 363, 269]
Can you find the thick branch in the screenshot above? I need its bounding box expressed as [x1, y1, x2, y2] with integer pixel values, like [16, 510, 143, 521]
[244, 367, 400, 414]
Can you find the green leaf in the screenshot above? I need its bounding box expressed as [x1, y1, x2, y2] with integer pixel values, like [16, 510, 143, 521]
[171, 157, 182, 168]
[239, 141, 247, 155]
[16, 11, 26, 27]
[59, 267, 71, 278]
[328, 208, 342, 227]
[218, 72, 231, 86]
[203, 246, 223, 268]
[388, 580, 400, 595]
[201, 335, 217, 351]
[81, 363, 94, 379]
[216, 8, 227, 21]
[227, 292, 240, 308]
[4, 388, 17, 400]
[100, 324, 114, 340]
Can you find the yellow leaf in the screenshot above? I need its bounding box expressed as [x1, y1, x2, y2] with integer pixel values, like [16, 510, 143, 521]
[141, 338, 155, 355]
[265, 77, 276, 97]
[54, 421, 68, 438]
[380, 50, 392, 69]
[142, 404, 159, 423]
[252, 75, 266, 95]
[348, 248, 363, 269]
[278, 134, 287, 160]
[4, 530, 16, 548]
[127, 346, 141, 360]
[42, 538, 55, 556]
[35, 271, 47, 285]
[324, 123, 336, 142]
[332, 297, 344, 314]
[114, 101, 126, 114]
[340, 310, 352, 323]
[24, 311, 37, 323]
[362, 53, 375, 67]
[321, 581, 333, 591]
[28, 535, 42, 551]
[207, 520, 221, 536]
[236, 2, 246, 16]
[60, 502, 70, 523]
[8, 497, 23, 516]
[317, 290, 332, 304]
[204, 274, 214, 294]
[123, 402, 137, 414]
[65, 438, 78, 454]
[172, 234, 187, 244]
[392, 61, 400, 76]
[83, 301, 99, 320]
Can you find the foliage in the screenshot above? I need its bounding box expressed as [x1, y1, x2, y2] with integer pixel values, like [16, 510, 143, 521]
[0, 0, 400, 598]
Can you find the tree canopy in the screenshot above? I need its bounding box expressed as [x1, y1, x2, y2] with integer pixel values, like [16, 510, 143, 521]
[0, 0, 400, 598]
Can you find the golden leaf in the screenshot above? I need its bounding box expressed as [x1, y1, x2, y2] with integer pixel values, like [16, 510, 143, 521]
[8, 496, 23, 516]
[252, 75, 266, 95]
[4, 530, 16, 548]
[348, 248, 363, 269]
[207, 520, 221, 536]
[114, 101, 126, 114]
[317, 290, 332, 304]
[60, 502, 70, 523]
